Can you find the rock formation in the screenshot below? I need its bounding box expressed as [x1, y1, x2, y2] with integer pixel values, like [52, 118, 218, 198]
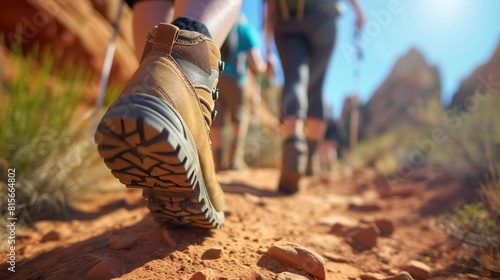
[451, 41, 500, 108]
[0, 0, 138, 99]
[341, 48, 441, 139]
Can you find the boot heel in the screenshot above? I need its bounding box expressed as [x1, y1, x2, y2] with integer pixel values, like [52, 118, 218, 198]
[95, 93, 224, 228]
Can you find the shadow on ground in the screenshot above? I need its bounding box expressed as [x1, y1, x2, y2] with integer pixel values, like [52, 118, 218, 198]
[221, 182, 290, 198]
[0, 216, 214, 279]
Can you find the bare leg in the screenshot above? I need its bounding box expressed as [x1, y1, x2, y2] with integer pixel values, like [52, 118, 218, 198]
[174, 0, 242, 46]
[282, 117, 304, 140]
[229, 122, 247, 169]
[132, 1, 175, 60]
[132, 0, 240, 58]
[305, 117, 326, 142]
[303, 117, 326, 175]
[318, 140, 336, 172]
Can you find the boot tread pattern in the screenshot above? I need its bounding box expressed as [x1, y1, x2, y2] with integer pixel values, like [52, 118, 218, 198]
[95, 95, 223, 229]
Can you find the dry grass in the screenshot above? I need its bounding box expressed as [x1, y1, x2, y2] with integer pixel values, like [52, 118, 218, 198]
[0, 43, 115, 235]
[13, 115, 114, 224]
[436, 164, 500, 277]
[481, 164, 500, 220]
[478, 164, 500, 275]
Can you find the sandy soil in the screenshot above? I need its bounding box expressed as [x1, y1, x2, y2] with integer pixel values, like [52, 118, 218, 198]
[0, 167, 491, 280]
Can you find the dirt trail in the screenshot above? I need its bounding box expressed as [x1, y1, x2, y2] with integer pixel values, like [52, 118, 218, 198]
[0, 168, 484, 279]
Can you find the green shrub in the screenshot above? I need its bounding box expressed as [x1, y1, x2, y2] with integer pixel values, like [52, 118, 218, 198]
[437, 202, 498, 248]
[0, 43, 114, 227]
[437, 199, 500, 275]
[429, 94, 500, 176]
[342, 128, 423, 175]
[8, 116, 115, 224]
[437, 161, 500, 276]
[0, 45, 90, 176]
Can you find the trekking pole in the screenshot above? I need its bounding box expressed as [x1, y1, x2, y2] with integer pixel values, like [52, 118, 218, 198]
[90, 0, 125, 139]
[349, 29, 362, 153]
[252, 73, 262, 168]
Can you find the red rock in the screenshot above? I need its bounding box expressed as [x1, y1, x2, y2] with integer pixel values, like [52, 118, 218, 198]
[267, 241, 326, 279]
[403, 260, 431, 279]
[41, 230, 61, 242]
[329, 223, 346, 234]
[202, 248, 223, 260]
[275, 272, 310, 280]
[190, 269, 216, 280]
[360, 272, 386, 280]
[382, 272, 414, 280]
[375, 219, 395, 235]
[451, 42, 500, 107]
[349, 223, 380, 249]
[323, 252, 349, 263]
[340, 49, 441, 139]
[0, 0, 137, 100]
[86, 258, 126, 279]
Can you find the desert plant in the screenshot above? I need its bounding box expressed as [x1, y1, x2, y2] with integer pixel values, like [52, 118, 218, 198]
[478, 165, 500, 275]
[0, 45, 90, 176]
[481, 164, 500, 220]
[346, 90, 500, 176]
[437, 164, 500, 276]
[103, 82, 123, 106]
[0, 43, 116, 228]
[11, 115, 115, 224]
[429, 93, 500, 176]
[437, 202, 498, 248]
[342, 127, 424, 175]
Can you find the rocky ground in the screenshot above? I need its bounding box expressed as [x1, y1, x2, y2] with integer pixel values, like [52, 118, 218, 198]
[0, 167, 492, 280]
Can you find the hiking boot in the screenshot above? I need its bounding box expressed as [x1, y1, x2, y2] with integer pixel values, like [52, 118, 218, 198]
[94, 23, 225, 228]
[278, 136, 307, 193]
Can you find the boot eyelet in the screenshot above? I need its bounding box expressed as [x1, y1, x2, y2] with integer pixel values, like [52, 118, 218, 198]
[211, 110, 218, 121]
[212, 88, 219, 101]
[218, 60, 225, 73]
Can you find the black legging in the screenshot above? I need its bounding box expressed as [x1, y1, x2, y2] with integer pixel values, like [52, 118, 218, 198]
[273, 0, 339, 120]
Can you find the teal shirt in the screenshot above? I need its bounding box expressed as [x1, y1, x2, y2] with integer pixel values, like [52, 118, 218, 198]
[223, 22, 261, 84]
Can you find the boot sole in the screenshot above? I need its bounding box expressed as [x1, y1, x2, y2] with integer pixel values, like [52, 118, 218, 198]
[95, 94, 224, 229]
[278, 170, 300, 194]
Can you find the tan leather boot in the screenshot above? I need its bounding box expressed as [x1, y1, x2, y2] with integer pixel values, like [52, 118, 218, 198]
[95, 23, 225, 228]
[278, 135, 307, 194]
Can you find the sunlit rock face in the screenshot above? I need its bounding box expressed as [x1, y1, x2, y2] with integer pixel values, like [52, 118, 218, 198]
[451, 42, 500, 109]
[340, 48, 441, 139]
[0, 0, 138, 91]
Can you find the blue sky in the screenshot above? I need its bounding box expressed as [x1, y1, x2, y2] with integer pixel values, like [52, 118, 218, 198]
[241, 0, 500, 118]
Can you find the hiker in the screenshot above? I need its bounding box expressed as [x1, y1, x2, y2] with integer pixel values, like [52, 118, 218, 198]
[211, 15, 267, 171]
[94, 0, 242, 229]
[264, 0, 365, 193]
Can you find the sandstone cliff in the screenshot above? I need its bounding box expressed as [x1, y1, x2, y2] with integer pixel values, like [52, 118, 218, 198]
[342, 48, 441, 139]
[0, 0, 138, 101]
[451, 41, 500, 108]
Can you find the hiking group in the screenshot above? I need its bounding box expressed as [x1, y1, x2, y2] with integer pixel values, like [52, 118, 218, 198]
[94, 0, 365, 229]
